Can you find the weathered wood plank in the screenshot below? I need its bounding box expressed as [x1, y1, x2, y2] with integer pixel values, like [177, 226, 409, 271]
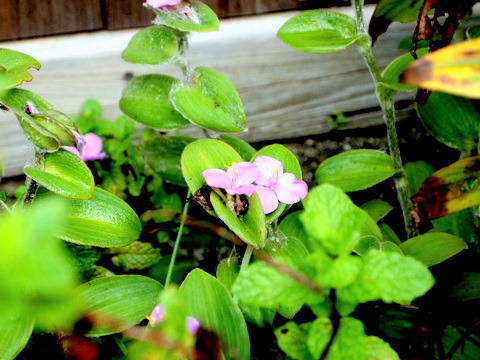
[0, 0, 103, 41]
[1, 5, 470, 178]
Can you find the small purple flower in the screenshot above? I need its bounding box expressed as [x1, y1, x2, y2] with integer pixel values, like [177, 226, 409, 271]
[254, 156, 308, 214]
[146, 304, 200, 335]
[63, 133, 106, 162]
[202, 162, 259, 197]
[146, 0, 182, 8]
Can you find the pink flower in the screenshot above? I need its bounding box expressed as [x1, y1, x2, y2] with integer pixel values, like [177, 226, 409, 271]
[254, 156, 308, 214]
[146, 0, 182, 8]
[63, 133, 106, 162]
[146, 304, 200, 335]
[202, 162, 259, 197]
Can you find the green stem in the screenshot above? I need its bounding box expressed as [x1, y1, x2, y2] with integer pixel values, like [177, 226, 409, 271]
[352, 0, 417, 238]
[178, 33, 193, 84]
[22, 149, 44, 207]
[164, 190, 191, 288]
[240, 245, 254, 273]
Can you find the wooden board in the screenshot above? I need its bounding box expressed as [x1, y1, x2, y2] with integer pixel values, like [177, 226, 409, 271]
[1, 5, 474, 178]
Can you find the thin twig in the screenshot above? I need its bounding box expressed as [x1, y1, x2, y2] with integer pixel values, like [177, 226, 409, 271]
[445, 320, 480, 360]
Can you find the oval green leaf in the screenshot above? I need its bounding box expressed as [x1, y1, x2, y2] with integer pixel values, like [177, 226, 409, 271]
[399, 232, 467, 267]
[75, 275, 163, 336]
[277, 10, 360, 53]
[416, 91, 480, 152]
[382, 48, 429, 92]
[35, 187, 142, 247]
[120, 74, 189, 129]
[252, 144, 304, 221]
[140, 135, 196, 186]
[122, 26, 182, 65]
[0, 48, 41, 91]
[0, 316, 34, 360]
[315, 149, 397, 192]
[170, 67, 247, 133]
[219, 135, 256, 161]
[359, 199, 393, 223]
[211, 191, 266, 248]
[181, 139, 244, 193]
[24, 149, 94, 200]
[151, 1, 219, 33]
[179, 269, 250, 360]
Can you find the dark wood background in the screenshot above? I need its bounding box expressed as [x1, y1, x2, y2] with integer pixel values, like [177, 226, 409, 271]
[0, 0, 333, 41]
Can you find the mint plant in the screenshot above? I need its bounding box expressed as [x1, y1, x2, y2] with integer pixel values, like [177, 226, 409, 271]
[1, 0, 480, 359]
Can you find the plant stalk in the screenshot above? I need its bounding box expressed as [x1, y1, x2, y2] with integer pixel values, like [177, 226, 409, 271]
[22, 149, 44, 207]
[352, 0, 417, 238]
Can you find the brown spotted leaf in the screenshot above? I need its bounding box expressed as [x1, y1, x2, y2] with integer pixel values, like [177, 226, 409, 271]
[411, 156, 480, 226]
[401, 38, 480, 99]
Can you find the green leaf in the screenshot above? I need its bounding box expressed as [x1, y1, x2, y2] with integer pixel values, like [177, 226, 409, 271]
[211, 192, 266, 248]
[382, 48, 429, 91]
[151, 1, 219, 32]
[219, 135, 256, 161]
[170, 66, 247, 132]
[369, 0, 425, 43]
[35, 187, 142, 247]
[365, 336, 400, 360]
[360, 199, 393, 222]
[447, 272, 480, 301]
[0, 48, 41, 91]
[181, 139, 243, 193]
[75, 275, 163, 336]
[277, 10, 360, 53]
[122, 26, 182, 65]
[252, 144, 304, 221]
[0, 199, 80, 330]
[442, 325, 480, 360]
[179, 269, 250, 360]
[315, 150, 397, 191]
[24, 149, 95, 200]
[416, 91, 480, 152]
[379, 223, 402, 245]
[399, 232, 467, 267]
[276, 322, 314, 360]
[467, 25, 480, 40]
[0, 316, 34, 360]
[327, 317, 367, 360]
[140, 135, 196, 186]
[120, 74, 189, 129]
[232, 261, 321, 310]
[279, 211, 308, 248]
[300, 185, 364, 255]
[109, 241, 161, 271]
[404, 160, 435, 195]
[338, 251, 435, 311]
[216, 257, 240, 291]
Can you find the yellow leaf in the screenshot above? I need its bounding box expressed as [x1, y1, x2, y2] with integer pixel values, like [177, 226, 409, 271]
[401, 38, 480, 99]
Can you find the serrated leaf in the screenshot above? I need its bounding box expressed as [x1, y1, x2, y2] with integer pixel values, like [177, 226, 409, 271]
[0, 316, 34, 360]
[140, 135, 196, 186]
[300, 185, 364, 255]
[24, 149, 94, 200]
[122, 25, 182, 65]
[120, 74, 189, 129]
[415, 91, 480, 152]
[365, 336, 400, 360]
[76, 275, 163, 336]
[401, 38, 480, 99]
[338, 251, 435, 310]
[316, 150, 397, 191]
[151, 1, 219, 33]
[0, 48, 41, 91]
[171, 67, 247, 132]
[327, 317, 367, 360]
[35, 187, 142, 247]
[399, 232, 467, 267]
[277, 10, 360, 53]
[179, 269, 250, 360]
[276, 322, 314, 360]
[232, 261, 321, 309]
[110, 241, 161, 271]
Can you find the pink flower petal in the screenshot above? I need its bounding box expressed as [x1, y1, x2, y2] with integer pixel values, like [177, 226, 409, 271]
[80, 133, 106, 161]
[255, 185, 279, 214]
[254, 156, 283, 187]
[146, 0, 182, 8]
[147, 304, 165, 327]
[203, 169, 232, 190]
[186, 316, 200, 335]
[234, 184, 257, 197]
[63, 146, 80, 157]
[229, 162, 259, 188]
[276, 173, 308, 204]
